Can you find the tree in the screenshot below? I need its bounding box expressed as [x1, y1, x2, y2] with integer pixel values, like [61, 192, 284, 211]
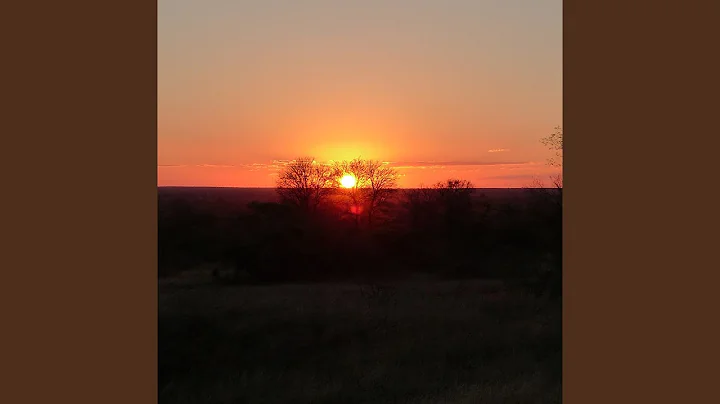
[276, 157, 336, 212]
[434, 179, 474, 196]
[333, 158, 399, 226]
[536, 125, 563, 202]
[363, 160, 399, 226]
[541, 126, 563, 167]
[403, 179, 474, 232]
[434, 179, 475, 233]
[331, 158, 366, 227]
[434, 179, 475, 213]
[403, 186, 437, 230]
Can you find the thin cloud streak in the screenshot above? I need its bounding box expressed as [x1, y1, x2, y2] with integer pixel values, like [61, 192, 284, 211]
[388, 161, 531, 169]
[484, 174, 546, 180]
[159, 163, 264, 169]
[159, 160, 534, 171]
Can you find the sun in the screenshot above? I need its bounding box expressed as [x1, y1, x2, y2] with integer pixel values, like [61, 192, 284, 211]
[340, 174, 357, 188]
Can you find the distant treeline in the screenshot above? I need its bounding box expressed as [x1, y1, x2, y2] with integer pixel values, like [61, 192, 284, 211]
[159, 178, 560, 298]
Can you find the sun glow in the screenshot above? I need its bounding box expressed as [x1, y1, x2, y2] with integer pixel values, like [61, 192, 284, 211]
[340, 174, 357, 188]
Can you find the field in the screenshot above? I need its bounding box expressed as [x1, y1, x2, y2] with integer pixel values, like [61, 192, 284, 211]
[159, 273, 561, 404]
[159, 186, 562, 403]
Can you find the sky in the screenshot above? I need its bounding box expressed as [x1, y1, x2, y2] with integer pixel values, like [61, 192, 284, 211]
[158, 0, 562, 188]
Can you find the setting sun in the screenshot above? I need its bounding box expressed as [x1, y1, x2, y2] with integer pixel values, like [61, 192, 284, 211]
[340, 174, 357, 188]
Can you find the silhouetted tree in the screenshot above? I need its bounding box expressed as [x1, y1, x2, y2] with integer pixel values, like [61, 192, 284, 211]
[402, 179, 474, 232]
[541, 126, 563, 167]
[434, 179, 473, 196]
[332, 158, 367, 188]
[276, 157, 336, 212]
[333, 158, 399, 227]
[403, 186, 437, 230]
[331, 158, 366, 227]
[434, 179, 474, 234]
[529, 125, 564, 223]
[533, 125, 563, 207]
[364, 161, 398, 225]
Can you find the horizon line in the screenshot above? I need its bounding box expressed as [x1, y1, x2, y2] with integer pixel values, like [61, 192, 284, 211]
[157, 185, 545, 190]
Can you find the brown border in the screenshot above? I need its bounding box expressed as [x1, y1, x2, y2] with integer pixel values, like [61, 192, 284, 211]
[2, 1, 157, 403]
[3, 0, 718, 403]
[565, 0, 719, 403]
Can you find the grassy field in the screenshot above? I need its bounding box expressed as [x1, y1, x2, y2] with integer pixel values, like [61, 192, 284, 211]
[159, 273, 561, 404]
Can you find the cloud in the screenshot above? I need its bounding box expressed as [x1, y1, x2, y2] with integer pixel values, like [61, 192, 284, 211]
[483, 174, 539, 180]
[159, 164, 238, 168]
[388, 161, 530, 169]
[487, 148, 510, 153]
[159, 163, 270, 168]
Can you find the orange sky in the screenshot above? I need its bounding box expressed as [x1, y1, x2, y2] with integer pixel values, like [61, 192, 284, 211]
[158, 0, 562, 188]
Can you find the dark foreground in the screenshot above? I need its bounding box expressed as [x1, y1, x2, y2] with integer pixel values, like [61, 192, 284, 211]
[159, 273, 561, 404]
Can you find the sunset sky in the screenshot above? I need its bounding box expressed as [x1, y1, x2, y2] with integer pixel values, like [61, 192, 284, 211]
[158, 0, 562, 188]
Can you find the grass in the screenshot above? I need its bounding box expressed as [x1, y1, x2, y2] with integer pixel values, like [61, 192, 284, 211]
[159, 273, 561, 403]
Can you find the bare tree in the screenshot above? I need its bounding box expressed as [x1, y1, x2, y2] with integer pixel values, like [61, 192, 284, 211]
[434, 179, 474, 195]
[541, 126, 563, 167]
[536, 125, 563, 199]
[403, 186, 437, 229]
[527, 126, 563, 209]
[333, 158, 399, 226]
[526, 176, 562, 208]
[276, 157, 336, 212]
[331, 158, 366, 227]
[434, 179, 475, 220]
[401, 178, 475, 236]
[550, 173, 563, 190]
[363, 161, 399, 225]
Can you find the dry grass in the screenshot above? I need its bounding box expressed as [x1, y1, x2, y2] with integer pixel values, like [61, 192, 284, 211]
[159, 275, 560, 404]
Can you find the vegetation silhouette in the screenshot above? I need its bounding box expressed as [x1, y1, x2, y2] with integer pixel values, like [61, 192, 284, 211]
[275, 157, 335, 213]
[159, 150, 562, 293]
[158, 132, 563, 403]
[541, 126, 563, 167]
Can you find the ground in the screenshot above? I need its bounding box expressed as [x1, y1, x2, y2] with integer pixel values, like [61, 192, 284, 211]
[159, 272, 561, 404]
